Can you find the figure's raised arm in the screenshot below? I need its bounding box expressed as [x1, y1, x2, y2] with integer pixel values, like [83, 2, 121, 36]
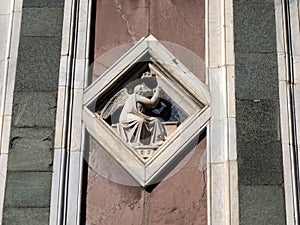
[137, 86, 161, 108]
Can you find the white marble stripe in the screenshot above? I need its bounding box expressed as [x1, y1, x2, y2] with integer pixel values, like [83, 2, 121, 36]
[0, 154, 8, 223]
[0, 0, 22, 224]
[207, 0, 238, 224]
[275, 0, 300, 224]
[50, 0, 75, 221]
[50, 0, 91, 224]
[49, 148, 66, 225]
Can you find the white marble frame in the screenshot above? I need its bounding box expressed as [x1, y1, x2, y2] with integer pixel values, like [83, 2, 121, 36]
[0, 0, 23, 223]
[50, 0, 238, 224]
[275, 0, 300, 224]
[82, 35, 210, 187]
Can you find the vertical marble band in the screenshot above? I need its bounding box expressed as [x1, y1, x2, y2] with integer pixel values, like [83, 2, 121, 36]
[50, 0, 91, 224]
[275, 0, 300, 224]
[207, 0, 238, 224]
[0, 0, 23, 223]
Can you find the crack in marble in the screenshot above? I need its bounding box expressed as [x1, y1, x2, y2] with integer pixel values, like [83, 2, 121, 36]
[170, 0, 193, 31]
[114, 0, 137, 43]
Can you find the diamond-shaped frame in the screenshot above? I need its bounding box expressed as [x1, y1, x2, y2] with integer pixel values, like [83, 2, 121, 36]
[83, 35, 210, 187]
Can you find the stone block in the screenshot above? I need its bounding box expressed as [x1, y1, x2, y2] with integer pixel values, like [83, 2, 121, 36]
[236, 99, 283, 185]
[236, 99, 280, 141]
[4, 172, 52, 207]
[15, 37, 61, 92]
[239, 185, 286, 225]
[8, 128, 54, 171]
[3, 208, 49, 225]
[235, 52, 279, 100]
[237, 140, 283, 185]
[234, 2, 277, 53]
[12, 92, 57, 128]
[23, 0, 64, 8]
[21, 8, 63, 37]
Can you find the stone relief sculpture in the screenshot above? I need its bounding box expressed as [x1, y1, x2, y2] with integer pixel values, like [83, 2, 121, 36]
[99, 73, 167, 149]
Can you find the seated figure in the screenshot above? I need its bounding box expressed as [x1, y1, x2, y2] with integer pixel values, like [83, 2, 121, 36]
[100, 81, 166, 148]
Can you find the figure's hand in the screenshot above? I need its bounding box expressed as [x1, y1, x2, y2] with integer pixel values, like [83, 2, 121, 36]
[154, 86, 161, 94]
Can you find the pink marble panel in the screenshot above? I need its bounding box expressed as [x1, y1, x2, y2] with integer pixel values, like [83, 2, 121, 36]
[146, 138, 207, 225]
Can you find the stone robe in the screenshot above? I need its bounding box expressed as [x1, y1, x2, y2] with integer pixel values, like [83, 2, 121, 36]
[118, 91, 166, 147]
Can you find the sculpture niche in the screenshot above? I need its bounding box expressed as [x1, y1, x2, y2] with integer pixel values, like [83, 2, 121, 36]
[99, 74, 167, 157]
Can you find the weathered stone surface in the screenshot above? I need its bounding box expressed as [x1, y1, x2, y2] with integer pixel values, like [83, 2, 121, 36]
[8, 128, 53, 171]
[93, 0, 205, 83]
[239, 185, 286, 225]
[234, 2, 277, 53]
[15, 37, 61, 92]
[147, 139, 207, 225]
[4, 172, 52, 207]
[94, 0, 148, 59]
[21, 8, 63, 37]
[2, 208, 49, 225]
[23, 0, 64, 7]
[12, 92, 57, 128]
[85, 136, 143, 224]
[235, 52, 279, 100]
[150, 0, 205, 60]
[85, 169, 144, 225]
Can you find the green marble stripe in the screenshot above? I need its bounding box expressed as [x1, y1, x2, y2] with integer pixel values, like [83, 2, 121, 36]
[234, 1, 286, 224]
[2, 2, 64, 225]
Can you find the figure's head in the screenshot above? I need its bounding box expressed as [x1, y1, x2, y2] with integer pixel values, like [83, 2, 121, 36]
[134, 84, 152, 96]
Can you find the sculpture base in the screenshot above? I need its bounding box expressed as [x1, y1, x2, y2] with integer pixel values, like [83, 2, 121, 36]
[133, 145, 158, 159]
